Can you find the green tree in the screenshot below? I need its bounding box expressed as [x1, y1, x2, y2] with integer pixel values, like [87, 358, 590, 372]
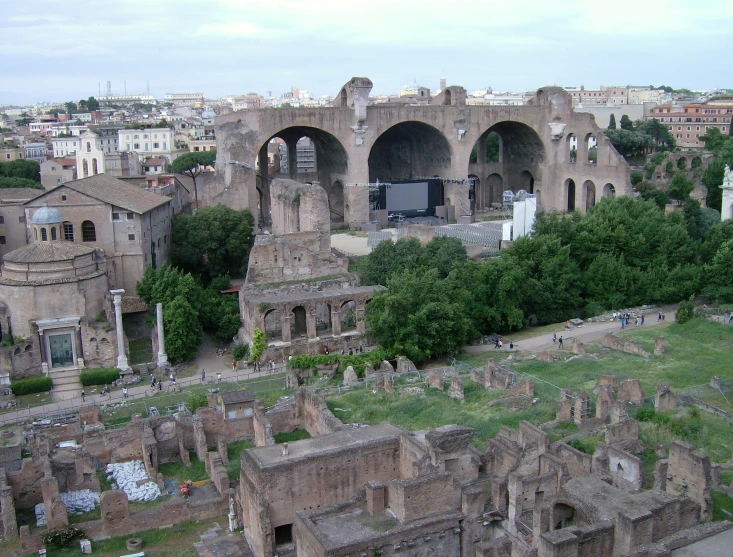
[667, 173, 694, 204]
[0, 177, 43, 189]
[604, 129, 652, 159]
[620, 114, 634, 131]
[64, 101, 77, 114]
[86, 96, 100, 111]
[0, 159, 40, 181]
[360, 237, 424, 286]
[171, 204, 255, 280]
[163, 296, 202, 362]
[706, 239, 733, 301]
[675, 295, 696, 324]
[366, 268, 472, 361]
[638, 119, 676, 151]
[78, 99, 88, 111]
[700, 128, 728, 153]
[423, 236, 467, 278]
[640, 189, 670, 210]
[630, 171, 643, 187]
[251, 328, 267, 362]
[168, 150, 217, 208]
[608, 114, 617, 130]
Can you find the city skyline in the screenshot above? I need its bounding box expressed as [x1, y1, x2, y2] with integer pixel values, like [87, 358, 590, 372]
[1, 0, 732, 105]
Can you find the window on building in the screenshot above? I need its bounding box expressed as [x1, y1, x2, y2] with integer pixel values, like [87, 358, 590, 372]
[144, 143, 149, 151]
[144, 134, 148, 139]
[157, 238, 161, 248]
[194, 146, 199, 152]
[51, 227, 57, 240]
[163, 142, 167, 150]
[41, 228, 47, 241]
[18, 216, 25, 223]
[153, 143, 159, 149]
[0, 216, 4, 224]
[127, 212, 134, 220]
[112, 212, 120, 220]
[63, 222, 74, 241]
[126, 143, 131, 151]
[134, 134, 139, 139]
[82, 220, 96, 242]
[128, 234, 136, 241]
[134, 143, 140, 150]
[0, 237, 5, 245]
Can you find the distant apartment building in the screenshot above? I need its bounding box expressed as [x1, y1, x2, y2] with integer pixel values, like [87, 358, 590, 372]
[227, 93, 265, 111]
[24, 142, 48, 163]
[50, 124, 89, 138]
[28, 121, 55, 136]
[52, 136, 83, 157]
[189, 138, 216, 152]
[164, 93, 204, 107]
[40, 158, 76, 189]
[399, 82, 431, 99]
[98, 94, 157, 105]
[118, 128, 176, 162]
[89, 124, 122, 154]
[142, 157, 167, 175]
[105, 152, 141, 177]
[564, 85, 666, 106]
[1, 147, 24, 161]
[646, 99, 733, 150]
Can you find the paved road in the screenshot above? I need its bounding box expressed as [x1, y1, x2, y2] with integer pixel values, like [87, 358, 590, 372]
[464, 310, 676, 355]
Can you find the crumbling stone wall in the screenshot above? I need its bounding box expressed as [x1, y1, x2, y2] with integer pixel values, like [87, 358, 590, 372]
[6, 457, 45, 508]
[253, 403, 275, 447]
[295, 387, 343, 436]
[617, 379, 645, 404]
[554, 443, 592, 477]
[0, 467, 18, 540]
[388, 473, 456, 522]
[606, 419, 639, 446]
[665, 441, 712, 522]
[603, 334, 650, 358]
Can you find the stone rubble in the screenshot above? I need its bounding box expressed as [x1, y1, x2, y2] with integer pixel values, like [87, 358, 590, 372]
[105, 460, 161, 502]
[35, 489, 101, 526]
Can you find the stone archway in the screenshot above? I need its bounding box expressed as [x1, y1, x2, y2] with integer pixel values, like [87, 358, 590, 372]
[603, 183, 616, 198]
[292, 306, 307, 338]
[368, 121, 452, 182]
[330, 180, 344, 223]
[566, 179, 576, 211]
[486, 173, 503, 207]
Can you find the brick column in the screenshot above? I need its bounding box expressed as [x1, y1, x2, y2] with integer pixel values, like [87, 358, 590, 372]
[281, 314, 291, 343]
[306, 311, 317, 340]
[331, 310, 341, 336]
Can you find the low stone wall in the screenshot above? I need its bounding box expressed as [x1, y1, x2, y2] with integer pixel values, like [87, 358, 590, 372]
[295, 387, 343, 436]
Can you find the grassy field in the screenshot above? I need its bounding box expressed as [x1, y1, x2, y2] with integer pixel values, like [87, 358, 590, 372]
[45, 519, 219, 557]
[326, 377, 555, 449]
[226, 439, 255, 479]
[158, 451, 209, 485]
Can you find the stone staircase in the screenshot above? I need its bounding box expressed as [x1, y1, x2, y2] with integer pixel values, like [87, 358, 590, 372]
[49, 367, 82, 401]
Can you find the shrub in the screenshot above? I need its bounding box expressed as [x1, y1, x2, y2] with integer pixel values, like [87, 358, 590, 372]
[675, 295, 695, 324]
[79, 368, 121, 387]
[630, 171, 643, 186]
[251, 328, 267, 362]
[42, 525, 85, 548]
[10, 375, 52, 395]
[583, 302, 606, 318]
[232, 343, 250, 361]
[288, 349, 391, 377]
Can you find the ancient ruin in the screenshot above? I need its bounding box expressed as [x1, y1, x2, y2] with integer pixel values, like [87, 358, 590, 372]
[238, 178, 384, 359]
[208, 78, 631, 227]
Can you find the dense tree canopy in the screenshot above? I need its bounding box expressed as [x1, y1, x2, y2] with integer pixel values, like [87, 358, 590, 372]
[168, 150, 217, 207]
[0, 159, 40, 181]
[0, 177, 43, 189]
[608, 114, 616, 130]
[362, 195, 724, 361]
[171, 204, 254, 281]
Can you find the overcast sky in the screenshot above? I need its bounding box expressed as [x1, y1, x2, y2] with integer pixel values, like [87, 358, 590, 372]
[1, 0, 731, 105]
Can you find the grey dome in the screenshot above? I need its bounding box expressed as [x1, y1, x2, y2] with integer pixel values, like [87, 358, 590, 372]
[31, 206, 63, 225]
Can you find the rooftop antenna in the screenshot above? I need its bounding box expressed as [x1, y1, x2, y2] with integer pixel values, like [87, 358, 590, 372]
[106, 81, 112, 95]
[124, 81, 127, 94]
[147, 80, 149, 94]
[98, 82, 101, 96]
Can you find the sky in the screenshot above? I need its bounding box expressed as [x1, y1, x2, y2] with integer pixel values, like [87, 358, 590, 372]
[1, 0, 732, 105]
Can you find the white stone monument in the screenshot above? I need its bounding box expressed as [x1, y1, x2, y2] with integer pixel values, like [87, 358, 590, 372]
[156, 302, 168, 367]
[228, 496, 238, 532]
[721, 164, 733, 222]
[110, 289, 131, 371]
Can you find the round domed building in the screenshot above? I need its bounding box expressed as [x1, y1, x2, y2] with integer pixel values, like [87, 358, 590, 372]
[0, 206, 117, 396]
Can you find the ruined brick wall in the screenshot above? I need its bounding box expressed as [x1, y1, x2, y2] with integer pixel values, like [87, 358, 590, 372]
[399, 433, 431, 478]
[507, 471, 558, 524]
[295, 387, 343, 436]
[554, 443, 592, 477]
[265, 403, 299, 435]
[666, 441, 712, 521]
[206, 451, 230, 496]
[606, 419, 639, 446]
[607, 446, 642, 493]
[253, 404, 275, 447]
[387, 473, 456, 522]
[195, 407, 254, 444]
[6, 458, 45, 508]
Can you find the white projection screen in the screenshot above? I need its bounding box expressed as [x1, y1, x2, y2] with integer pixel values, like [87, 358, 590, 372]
[385, 182, 429, 212]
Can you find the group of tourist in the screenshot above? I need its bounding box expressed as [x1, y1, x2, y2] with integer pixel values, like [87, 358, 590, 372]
[612, 311, 651, 330]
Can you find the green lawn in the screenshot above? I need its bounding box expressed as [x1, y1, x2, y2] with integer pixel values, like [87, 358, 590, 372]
[158, 451, 208, 485]
[226, 439, 255, 479]
[45, 519, 217, 557]
[274, 428, 311, 444]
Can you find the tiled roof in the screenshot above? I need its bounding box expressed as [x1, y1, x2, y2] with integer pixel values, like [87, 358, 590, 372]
[143, 157, 165, 167]
[220, 390, 255, 405]
[0, 188, 43, 202]
[4, 241, 95, 263]
[42, 174, 170, 214]
[121, 296, 148, 314]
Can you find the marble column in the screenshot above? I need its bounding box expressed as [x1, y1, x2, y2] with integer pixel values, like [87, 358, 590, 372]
[156, 303, 168, 366]
[110, 289, 130, 371]
[331, 310, 341, 337]
[75, 324, 84, 368]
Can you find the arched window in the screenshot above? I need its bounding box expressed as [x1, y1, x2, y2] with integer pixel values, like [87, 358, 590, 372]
[41, 227, 47, 241]
[63, 222, 74, 241]
[51, 227, 57, 240]
[92, 158, 98, 175]
[82, 159, 88, 178]
[34, 228, 38, 240]
[82, 220, 96, 242]
[86, 141, 91, 153]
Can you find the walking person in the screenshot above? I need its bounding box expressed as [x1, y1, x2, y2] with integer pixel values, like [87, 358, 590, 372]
[122, 387, 128, 399]
[158, 381, 162, 392]
[81, 391, 86, 403]
[558, 336, 563, 348]
[658, 311, 662, 322]
[232, 359, 236, 372]
[494, 337, 501, 349]
[552, 333, 557, 343]
[201, 369, 206, 384]
[641, 314, 645, 325]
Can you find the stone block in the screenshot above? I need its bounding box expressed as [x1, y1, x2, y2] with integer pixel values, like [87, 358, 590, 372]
[655, 382, 677, 411]
[617, 379, 644, 405]
[447, 376, 464, 402]
[384, 374, 393, 393]
[470, 368, 484, 383]
[429, 369, 444, 390]
[574, 392, 590, 425]
[343, 366, 358, 385]
[506, 380, 533, 397]
[596, 387, 614, 420]
[571, 338, 585, 355]
[556, 389, 573, 422]
[593, 375, 617, 395]
[610, 400, 628, 424]
[396, 357, 417, 374]
[373, 372, 385, 392]
[378, 360, 395, 374]
[538, 351, 553, 362]
[654, 335, 666, 356]
[100, 489, 131, 533]
[364, 364, 376, 378]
